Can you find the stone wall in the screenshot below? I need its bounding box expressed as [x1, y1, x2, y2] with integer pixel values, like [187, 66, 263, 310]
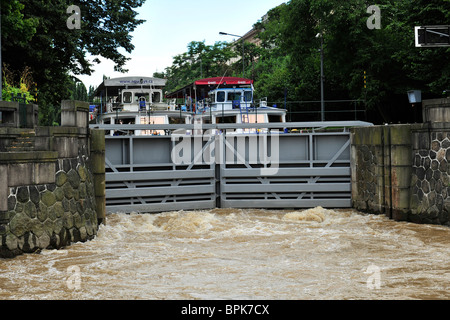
[351, 99, 450, 226]
[1, 152, 98, 257]
[351, 125, 418, 221]
[0, 100, 39, 129]
[0, 100, 105, 258]
[410, 122, 450, 225]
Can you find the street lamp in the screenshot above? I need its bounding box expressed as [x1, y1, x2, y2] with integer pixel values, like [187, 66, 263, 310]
[316, 33, 325, 121]
[407, 90, 422, 123]
[220, 32, 245, 78]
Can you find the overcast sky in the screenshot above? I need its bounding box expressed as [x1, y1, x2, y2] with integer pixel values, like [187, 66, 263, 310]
[76, 0, 286, 89]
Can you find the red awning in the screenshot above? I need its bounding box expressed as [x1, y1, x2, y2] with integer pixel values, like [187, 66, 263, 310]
[166, 77, 254, 99]
[194, 77, 253, 86]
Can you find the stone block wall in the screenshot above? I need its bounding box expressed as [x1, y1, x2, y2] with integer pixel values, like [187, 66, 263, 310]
[351, 126, 385, 214]
[1, 153, 98, 257]
[0, 100, 39, 129]
[351, 101, 450, 226]
[0, 100, 105, 258]
[351, 124, 418, 221]
[409, 123, 450, 225]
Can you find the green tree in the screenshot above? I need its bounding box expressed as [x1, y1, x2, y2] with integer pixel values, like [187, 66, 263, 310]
[251, 4, 294, 102]
[68, 78, 88, 102]
[1, 65, 36, 104]
[87, 85, 96, 102]
[164, 41, 236, 93]
[278, 0, 450, 123]
[2, 0, 146, 125]
[1, 0, 38, 47]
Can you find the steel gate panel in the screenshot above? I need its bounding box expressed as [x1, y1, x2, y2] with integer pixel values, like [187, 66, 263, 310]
[219, 131, 352, 209]
[104, 135, 216, 214]
[95, 121, 372, 213]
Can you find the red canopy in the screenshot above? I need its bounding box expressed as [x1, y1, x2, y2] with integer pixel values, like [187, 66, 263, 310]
[166, 77, 254, 99]
[194, 77, 253, 86]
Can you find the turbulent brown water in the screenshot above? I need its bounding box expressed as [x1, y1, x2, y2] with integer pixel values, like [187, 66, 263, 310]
[0, 207, 449, 300]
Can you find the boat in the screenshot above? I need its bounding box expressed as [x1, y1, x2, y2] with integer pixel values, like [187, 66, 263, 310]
[91, 76, 287, 135]
[92, 76, 190, 135]
[166, 76, 287, 134]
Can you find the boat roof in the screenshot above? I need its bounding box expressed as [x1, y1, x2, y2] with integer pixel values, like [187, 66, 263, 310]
[94, 76, 167, 97]
[194, 77, 253, 86]
[166, 77, 254, 99]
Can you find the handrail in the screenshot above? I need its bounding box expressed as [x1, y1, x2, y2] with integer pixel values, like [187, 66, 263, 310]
[90, 120, 373, 131]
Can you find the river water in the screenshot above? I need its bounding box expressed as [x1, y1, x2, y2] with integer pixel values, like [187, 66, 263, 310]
[0, 207, 449, 300]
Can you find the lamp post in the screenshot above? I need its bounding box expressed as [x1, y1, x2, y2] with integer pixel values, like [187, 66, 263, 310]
[316, 33, 325, 121]
[407, 90, 422, 123]
[220, 32, 245, 78]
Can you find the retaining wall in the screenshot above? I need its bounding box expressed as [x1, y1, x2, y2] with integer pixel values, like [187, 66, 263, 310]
[351, 98, 450, 226]
[0, 100, 105, 258]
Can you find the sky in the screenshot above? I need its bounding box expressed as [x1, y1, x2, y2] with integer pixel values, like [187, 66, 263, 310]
[77, 0, 286, 89]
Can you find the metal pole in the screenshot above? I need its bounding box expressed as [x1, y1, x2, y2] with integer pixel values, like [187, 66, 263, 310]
[220, 32, 244, 78]
[320, 35, 325, 121]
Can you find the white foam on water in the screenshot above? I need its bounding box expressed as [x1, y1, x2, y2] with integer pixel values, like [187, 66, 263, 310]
[0, 207, 449, 300]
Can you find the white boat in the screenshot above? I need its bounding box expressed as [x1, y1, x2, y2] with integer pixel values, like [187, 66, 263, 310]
[166, 76, 287, 134]
[92, 76, 190, 135]
[92, 76, 287, 135]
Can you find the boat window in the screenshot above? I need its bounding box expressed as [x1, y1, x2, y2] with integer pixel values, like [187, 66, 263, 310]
[268, 115, 283, 123]
[135, 93, 150, 102]
[169, 117, 185, 124]
[227, 92, 242, 102]
[216, 115, 236, 124]
[140, 115, 166, 135]
[123, 92, 132, 103]
[116, 118, 135, 124]
[217, 91, 225, 102]
[248, 114, 267, 123]
[244, 91, 253, 102]
[152, 92, 161, 103]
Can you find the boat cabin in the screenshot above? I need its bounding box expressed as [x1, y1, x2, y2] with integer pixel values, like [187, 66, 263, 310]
[91, 76, 189, 136]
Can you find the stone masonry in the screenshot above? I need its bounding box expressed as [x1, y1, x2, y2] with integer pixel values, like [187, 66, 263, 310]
[351, 98, 450, 226]
[2, 155, 98, 257]
[410, 123, 450, 225]
[0, 100, 105, 258]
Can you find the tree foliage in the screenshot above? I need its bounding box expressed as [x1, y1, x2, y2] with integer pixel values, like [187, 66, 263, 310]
[276, 0, 450, 122]
[163, 0, 450, 123]
[1, 0, 145, 125]
[69, 78, 88, 102]
[163, 41, 238, 93]
[1, 65, 36, 104]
